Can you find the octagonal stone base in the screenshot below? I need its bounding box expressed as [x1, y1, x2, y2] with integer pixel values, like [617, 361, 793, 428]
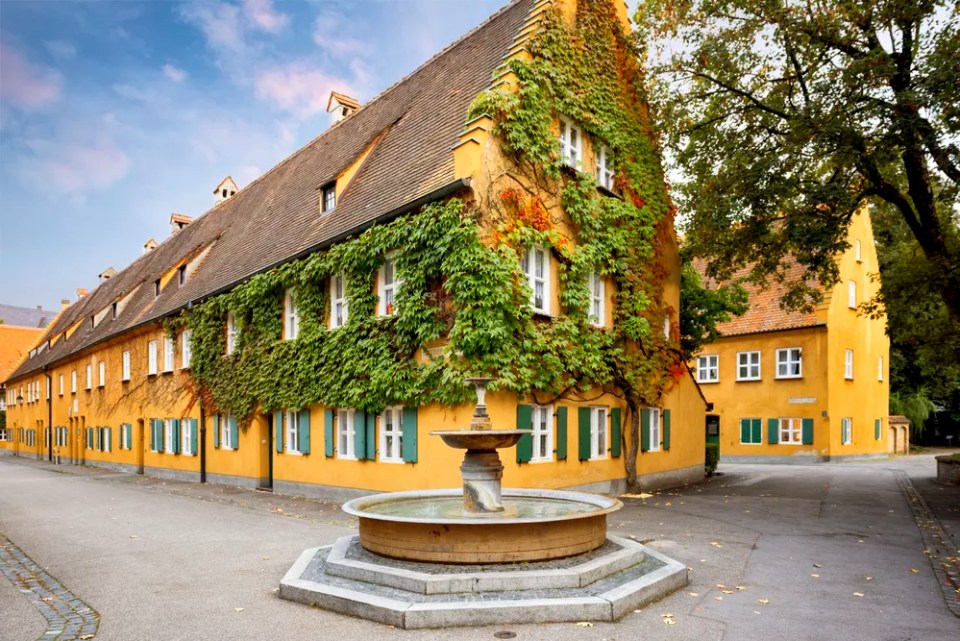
[279, 534, 688, 629]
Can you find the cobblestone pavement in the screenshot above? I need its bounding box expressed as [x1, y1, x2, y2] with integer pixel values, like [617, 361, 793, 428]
[0, 534, 99, 641]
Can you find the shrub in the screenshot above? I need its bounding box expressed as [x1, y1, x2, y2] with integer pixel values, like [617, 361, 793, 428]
[705, 442, 720, 476]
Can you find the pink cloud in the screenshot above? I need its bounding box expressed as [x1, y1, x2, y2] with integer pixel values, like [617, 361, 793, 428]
[312, 11, 368, 58]
[254, 63, 352, 119]
[21, 139, 129, 192]
[0, 42, 62, 109]
[162, 64, 187, 83]
[243, 0, 289, 34]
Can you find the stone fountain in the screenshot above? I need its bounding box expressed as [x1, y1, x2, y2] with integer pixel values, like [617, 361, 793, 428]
[279, 379, 688, 628]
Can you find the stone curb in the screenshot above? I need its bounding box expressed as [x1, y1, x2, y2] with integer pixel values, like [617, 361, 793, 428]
[895, 470, 960, 618]
[0, 533, 100, 640]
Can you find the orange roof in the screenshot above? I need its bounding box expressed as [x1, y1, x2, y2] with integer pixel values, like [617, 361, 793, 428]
[695, 259, 820, 337]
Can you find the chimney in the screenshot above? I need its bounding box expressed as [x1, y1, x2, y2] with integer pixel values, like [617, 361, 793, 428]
[327, 91, 361, 126]
[76, 288, 89, 300]
[213, 176, 239, 205]
[144, 238, 158, 254]
[98, 267, 118, 283]
[170, 213, 193, 234]
[61, 299, 70, 311]
[36, 305, 43, 311]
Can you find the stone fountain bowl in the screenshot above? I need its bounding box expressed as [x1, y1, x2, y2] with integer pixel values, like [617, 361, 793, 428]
[342, 488, 623, 564]
[430, 429, 527, 450]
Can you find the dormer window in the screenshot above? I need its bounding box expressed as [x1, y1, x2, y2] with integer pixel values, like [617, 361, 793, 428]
[559, 117, 582, 168]
[596, 144, 614, 190]
[154, 279, 161, 298]
[112, 302, 118, 319]
[321, 183, 336, 214]
[178, 265, 187, 287]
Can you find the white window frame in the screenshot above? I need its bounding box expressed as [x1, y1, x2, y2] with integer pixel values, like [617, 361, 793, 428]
[337, 408, 356, 459]
[147, 340, 158, 375]
[98, 361, 105, 387]
[163, 336, 175, 372]
[590, 406, 608, 460]
[164, 418, 175, 453]
[559, 116, 582, 168]
[848, 280, 857, 309]
[596, 143, 614, 190]
[531, 404, 554, 462]
[181, 420, 191, 455]
[220, 414, 236, 450]
[85, 364, 92, 390]
[522, 246, 551, 315]
[330, 273, 348, 329]
[776, 347, 802, 379]
[855, 240, 862, 262]
[285, 410, 301, 455]
[378, 253, 402, 316]
[120, 425, 129, 450]
[737, 351, 761, 381]
[587, 271, 604, 327]
[844, 349, 854, 380]
[379, 406, 404, 463]
[122, 351, 131, 381]
[226, 313, 238, 355]
[878, 355, 884, 382]
[841, 417, 852, 445]
[648, 407, 662, 452]
[779, 417, 802, 444]
[696, 354, 719, 383]
[181, 330, 192, 369]
[284, 289, 300, 340]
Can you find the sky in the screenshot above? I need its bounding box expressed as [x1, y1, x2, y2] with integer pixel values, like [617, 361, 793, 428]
[0, 0, 557, 311]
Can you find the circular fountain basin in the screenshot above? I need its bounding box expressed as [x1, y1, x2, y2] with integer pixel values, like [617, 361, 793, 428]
[342, 488, 622, 563]
[430, 429, 527, 450]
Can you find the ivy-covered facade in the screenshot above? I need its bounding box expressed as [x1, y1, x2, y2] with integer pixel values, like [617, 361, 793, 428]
[4, 0, 706, 496]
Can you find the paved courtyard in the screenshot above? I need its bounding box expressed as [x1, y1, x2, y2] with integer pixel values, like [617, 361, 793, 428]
[1, 452, 958, 641]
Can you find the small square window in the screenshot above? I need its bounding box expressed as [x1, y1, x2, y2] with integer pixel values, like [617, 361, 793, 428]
[697, 355, 719, 383]
[559, 117, 582, 168]
[776, 348, 802, 379]
[737, 351, 761, 381]
[321, 183, 336, 214]
[596, 144, 614, 190]
[521, 246, 550, 315]
[779, 417, 802, 444]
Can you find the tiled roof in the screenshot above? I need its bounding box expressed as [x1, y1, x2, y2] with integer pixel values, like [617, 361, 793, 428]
[0, 304, 56, 329]
[5, 0, 531, 384]
[694, 259, 820, 337]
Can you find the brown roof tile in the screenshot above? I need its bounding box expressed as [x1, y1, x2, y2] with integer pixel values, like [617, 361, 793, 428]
[6, 0, 530, 384]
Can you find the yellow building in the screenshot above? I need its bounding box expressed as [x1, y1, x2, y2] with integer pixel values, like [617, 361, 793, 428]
[4, 0, 705, 497]
[693, 206, 890, 462]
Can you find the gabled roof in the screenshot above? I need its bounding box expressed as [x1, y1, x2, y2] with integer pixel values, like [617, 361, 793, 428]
[327, 91, 361, 112]
[694, 259, 820, 338]
[0, 304, 56, 329]
[6, 0, 531, 384]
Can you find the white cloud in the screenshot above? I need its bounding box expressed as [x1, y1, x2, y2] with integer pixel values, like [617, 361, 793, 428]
[162, 63, 187, 83]
[43, 40, 77, 60]
[20, 138, 129, 193]
[179, 1, 244, 53]
[243, 0, 288, 34]
[0, 41, 62, 109]
[254, 62, 352, 119]
[312, 10, 368, 58]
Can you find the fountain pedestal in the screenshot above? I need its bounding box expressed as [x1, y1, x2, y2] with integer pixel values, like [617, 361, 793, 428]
[460, 449, 505, 514]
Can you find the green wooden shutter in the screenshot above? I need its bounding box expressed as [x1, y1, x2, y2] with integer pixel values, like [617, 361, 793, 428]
[578, 407, 591, 461]
[189, 419, 198, 456]
[149, 419, 156, 451]
[324, 409, 335, 457]
[875, 418, 881, 440]
[740, 418, 750, 444]
[640, 409, 651, 452]
[229, 416, 238, 450]
[213, 415, 220, 449]
[106, 427, 112, 452]
[610, 408, 622, 457]
[802, 418, 814, 445]
[662, 409, 671, 451]
[556, 406, 568, 461]
[516, 404, 533, 463]
[87, 427, 93, 449]
[298, 409, 310, 454]
[355, 410, 367, 459]
[126, 424, 132, 449]
[753, 419, 762, 443]
[172, 419, 181, 454]
[402, 407, 418, 463]
[275, 411, 284, 453]
[365, 412, 376, 460]
[768, 418, 779, 445]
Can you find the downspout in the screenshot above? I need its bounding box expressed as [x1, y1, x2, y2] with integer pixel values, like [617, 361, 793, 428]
[44, 367, 52, 462]
[188, 299, 206, 484]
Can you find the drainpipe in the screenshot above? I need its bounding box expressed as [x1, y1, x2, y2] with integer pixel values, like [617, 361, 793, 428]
[44, 368, 53, 462]
[200, 404, 207, 484]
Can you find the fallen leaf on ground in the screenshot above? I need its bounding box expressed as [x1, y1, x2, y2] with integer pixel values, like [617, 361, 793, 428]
[865, 576, 874, 581]
[735, 586, 747, 591]
[272, 588, 280, 593]
[80, 636, 94, 640]
[716, 584, 726, 589]
[235, 607, 245, 612]
[721, 590, 734, 594]
[757, 599, 769, 605]
[621, 493, 654, 499]
[41, 597, 53, 602]
[813, 563, 822, 568]
[129, 535, 138, 539]
[688, 592, 699, 597]
[910, 568, 918, 573]
[262, 556, 270, 560]
[575, 622, 593, 627]
[811, 574, 820, 578]
[853, 592, 864, 597]
[715, 596, 723, 601]
[710, 542, 723, 548]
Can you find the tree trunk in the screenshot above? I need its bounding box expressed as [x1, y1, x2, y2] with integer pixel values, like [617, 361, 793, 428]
[624, 397, 641, 493]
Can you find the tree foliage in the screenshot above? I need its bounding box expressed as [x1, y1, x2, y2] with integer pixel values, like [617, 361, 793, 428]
[636, 0, 960, 320]
[679, 255, 748, 355]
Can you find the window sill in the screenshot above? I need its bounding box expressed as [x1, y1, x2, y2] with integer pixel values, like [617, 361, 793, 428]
[697, 379, 719, 385]
[736, 378, 761, 382]
[378, 458, 405, 464]
[337, 455, 358, 461]
[596, 185, 622, 199]
[147, 373, 157, 378]
[775, 375, 803, 380]
[180, 366, 191, 372]
[161, 369, 174, 375]
[121, 378, 131, 383]
[285, 449, 303, 456]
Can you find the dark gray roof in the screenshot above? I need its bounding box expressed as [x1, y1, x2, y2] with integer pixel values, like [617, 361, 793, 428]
[0, 304, 56, 329]
[5, 0, 530, 384]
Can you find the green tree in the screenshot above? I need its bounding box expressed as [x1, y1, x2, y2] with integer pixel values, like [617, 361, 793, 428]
[679, 256, 748, 356]
[636, 0, 960, 320]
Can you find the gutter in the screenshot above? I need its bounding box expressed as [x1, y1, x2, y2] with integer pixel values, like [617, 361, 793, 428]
[5, 179, 472, 383]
